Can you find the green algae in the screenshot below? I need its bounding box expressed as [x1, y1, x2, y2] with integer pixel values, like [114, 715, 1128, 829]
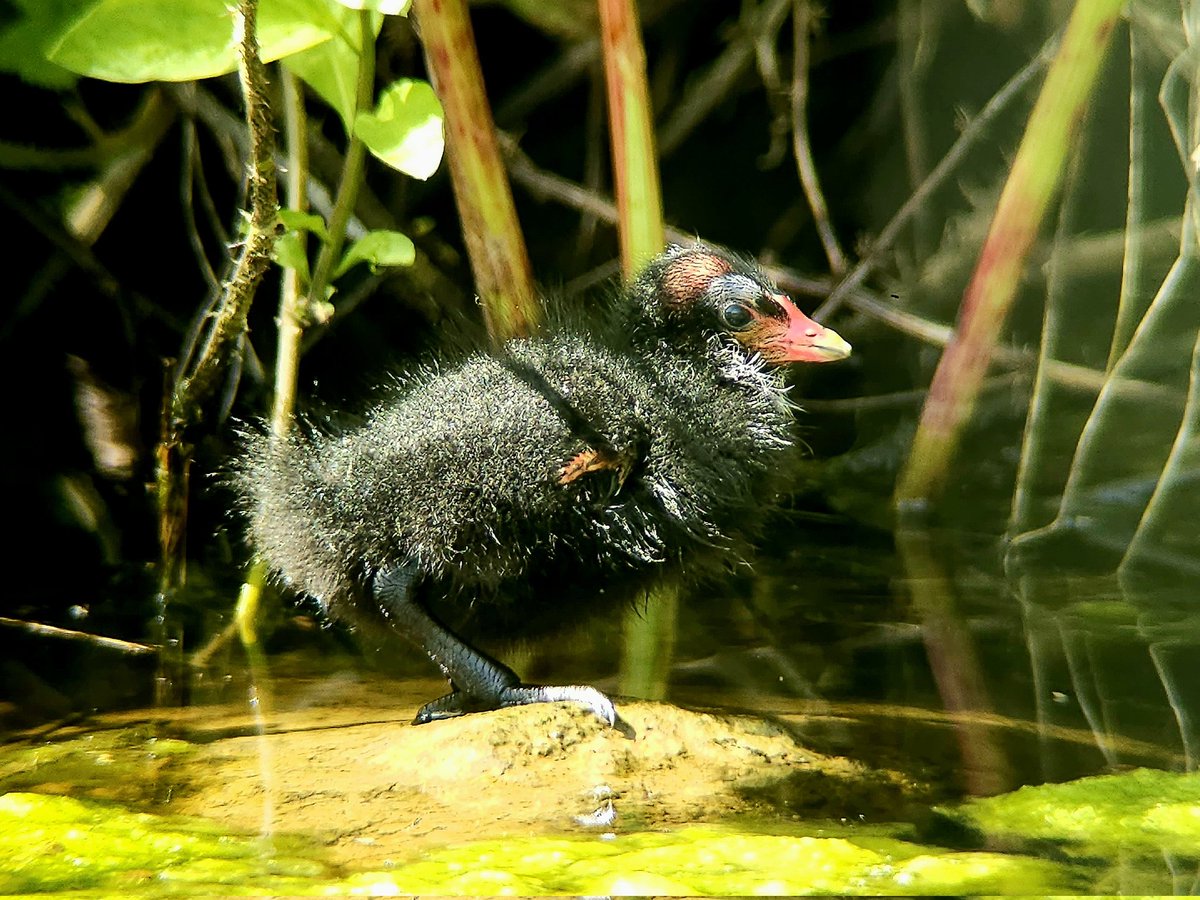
[341, 825, 1074, 896]
[944, 767, 1200, 856]
[0, 792, 331, 896]
[0, 792, 1077, 896]
[0, 728, 194, 802]
[941, 767, 1200, 894]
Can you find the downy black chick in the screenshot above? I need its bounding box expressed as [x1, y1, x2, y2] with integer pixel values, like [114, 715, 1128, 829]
[233, 244, 851, 727]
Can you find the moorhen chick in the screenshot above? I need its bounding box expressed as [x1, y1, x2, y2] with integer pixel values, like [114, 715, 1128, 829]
[234, 244, 850, 727]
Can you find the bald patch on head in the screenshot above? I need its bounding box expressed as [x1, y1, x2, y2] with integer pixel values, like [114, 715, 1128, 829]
[660, 251, 733, 306]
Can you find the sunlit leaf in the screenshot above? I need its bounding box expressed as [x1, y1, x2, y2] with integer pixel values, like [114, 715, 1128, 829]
[331, 0, 411, 14]
[284, 9, 381, 129]
[353, 78, 444, 180]
[48, 0, 356, 83]
[278, 209, 330, 241]
[333, 230, 415, 278]
[285, 39, 359, 129]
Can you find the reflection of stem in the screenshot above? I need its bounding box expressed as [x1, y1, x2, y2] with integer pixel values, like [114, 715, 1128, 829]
[1109, 25, 1158, 368]
[1018, 598, 1061, 782]
[1057, 622, 1117, 767]
[1148, 642, 1197, 772]
[895, 528, 1012, 796]
[237, 566, 276, 837]
[619, 584, 678, 701]
[1120, 329, 1200, 585]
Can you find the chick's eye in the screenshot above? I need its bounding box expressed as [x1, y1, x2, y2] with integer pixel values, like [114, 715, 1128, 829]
[720, 302, 754, 329]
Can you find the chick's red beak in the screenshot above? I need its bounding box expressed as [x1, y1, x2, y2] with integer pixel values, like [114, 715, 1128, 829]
[756, 294, 852, 364]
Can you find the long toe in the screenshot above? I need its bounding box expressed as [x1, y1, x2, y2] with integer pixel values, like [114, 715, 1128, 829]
[498, 684, 627, 732]
[413, 684, 631, 735]
[412, 690, 467, 724]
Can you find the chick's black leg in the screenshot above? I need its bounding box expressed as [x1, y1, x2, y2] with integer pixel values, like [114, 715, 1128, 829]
[372, 564, 623, 729]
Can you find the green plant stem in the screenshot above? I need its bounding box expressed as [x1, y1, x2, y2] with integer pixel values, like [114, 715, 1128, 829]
[305, 10, 374, 312]
[271, 67, 310, 435]
[157, 0, 279, 602]
[414, 0, 538, 341]
[597, 0, 665, 273]
[596, 0, 673, 701]
[230, 67, 313, 657]
[894, 0, 1122, 510]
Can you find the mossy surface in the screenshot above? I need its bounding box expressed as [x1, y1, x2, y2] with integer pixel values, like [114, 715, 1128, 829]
[0, 792, 331, 896]
[943, 767, 1200, 856]
[350, 825, 1073, 896]
[939, 767, 1200, 894]
[0, 727, 193, 803]
[1, 792, 1076, 896]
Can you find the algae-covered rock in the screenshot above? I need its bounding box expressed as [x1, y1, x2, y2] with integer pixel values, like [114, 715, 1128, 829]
[0, 792, 1075, 896]
[942, 767, 1200, 857]
[338, 825, 1075, 895]
[0, 726, 193, 803]
[0, 792, 329, 895]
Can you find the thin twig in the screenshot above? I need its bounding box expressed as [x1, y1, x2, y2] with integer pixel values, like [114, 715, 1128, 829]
[496, 39, 600, 125]
[659, 0, 792, 156]
[0, 617, 155, 655]
[169, 82, 473, 330]
[814, 30, 1059, 320]
[501, 129, 1182, 407]
[179, 101, 224, 295]
[791, 0, 846, 274]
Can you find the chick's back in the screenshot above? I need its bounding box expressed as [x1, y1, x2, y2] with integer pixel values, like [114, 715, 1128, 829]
[237, 326, 791, 635]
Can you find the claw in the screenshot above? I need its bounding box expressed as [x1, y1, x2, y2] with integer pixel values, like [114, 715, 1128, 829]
[412, 683, 633, 736]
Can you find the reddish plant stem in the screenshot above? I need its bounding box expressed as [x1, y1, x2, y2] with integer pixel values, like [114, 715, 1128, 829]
[414, 0, 538, 340]
[895, 0, 1123, 510]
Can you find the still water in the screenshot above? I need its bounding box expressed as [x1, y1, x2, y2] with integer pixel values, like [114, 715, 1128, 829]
[2, 510, 1196, 894]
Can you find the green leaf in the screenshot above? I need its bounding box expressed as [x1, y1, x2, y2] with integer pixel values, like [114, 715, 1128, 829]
[48, 0, 356, 83]
[333, 230, 415, 278]
[284, 28, 361, 128]
[273, 231, 311, 282]
[0, 0, 79, 88]
[353, 78, 444, 180]
[331, 0, 411, 14]
[278, 209, 330, 241]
